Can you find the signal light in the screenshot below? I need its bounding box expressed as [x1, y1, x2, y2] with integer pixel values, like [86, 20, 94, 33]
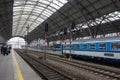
[45, 23, 48, 32]
[64, 27, 67, 35]
[71, 21, 75, 29]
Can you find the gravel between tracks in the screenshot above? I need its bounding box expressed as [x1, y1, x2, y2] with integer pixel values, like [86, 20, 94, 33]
[46, 58, 113, 80]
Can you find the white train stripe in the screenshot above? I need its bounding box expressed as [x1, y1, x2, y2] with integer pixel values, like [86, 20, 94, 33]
[63, 50, 120, 59]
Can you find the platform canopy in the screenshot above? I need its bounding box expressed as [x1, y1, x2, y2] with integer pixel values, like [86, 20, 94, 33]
[13, 0, 68, 37]
[0, 0, 13, 42]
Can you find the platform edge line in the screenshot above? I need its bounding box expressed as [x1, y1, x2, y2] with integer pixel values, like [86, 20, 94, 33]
[12, 52, 24, 80]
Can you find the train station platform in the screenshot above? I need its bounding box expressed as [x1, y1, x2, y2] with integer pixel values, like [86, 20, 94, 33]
[0, 49, 42, 80]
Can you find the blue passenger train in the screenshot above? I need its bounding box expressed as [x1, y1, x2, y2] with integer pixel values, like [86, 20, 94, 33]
[62, 37, 120, 63]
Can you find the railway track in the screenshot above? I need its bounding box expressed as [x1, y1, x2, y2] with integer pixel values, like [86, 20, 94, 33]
[26, 50, 120, 80]
[46, 55, 120, 80]
[15, 49, 120, 80]
[15, 49, 72, 80]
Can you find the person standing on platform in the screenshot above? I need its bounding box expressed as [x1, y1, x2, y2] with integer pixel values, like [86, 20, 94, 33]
[9, 46, 11, 50]
[3, 45, 7, 56]
[1, 45, 4, 54]
[7, 46, 11, 54]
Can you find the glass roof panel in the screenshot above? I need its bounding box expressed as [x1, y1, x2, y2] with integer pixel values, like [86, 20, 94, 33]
[26, 1, 36, 5]
[76, 11, 120, 29]
[37, 3, 47, 7]
[41, 0, 50, 4]
[13, 0, 68, 36]
[47, 6, 56, 12]
[50, 3, 60, 9]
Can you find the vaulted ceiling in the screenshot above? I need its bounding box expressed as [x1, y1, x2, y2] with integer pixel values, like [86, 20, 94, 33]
[13, 0, 68, 36]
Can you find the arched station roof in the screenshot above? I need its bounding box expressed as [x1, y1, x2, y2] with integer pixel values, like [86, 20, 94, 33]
[1, 0, 119, 43]
[13, 0, 68, 36]
[26, 0, 120, 43]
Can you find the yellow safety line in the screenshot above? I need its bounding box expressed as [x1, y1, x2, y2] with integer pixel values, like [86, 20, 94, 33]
[13, 53, 24, 80]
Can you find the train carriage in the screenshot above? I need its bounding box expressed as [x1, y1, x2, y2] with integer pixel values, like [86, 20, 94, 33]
[62, 38, 120, 63]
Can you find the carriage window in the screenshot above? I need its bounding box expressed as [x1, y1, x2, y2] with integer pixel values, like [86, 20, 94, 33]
[76, 44, 80, 49]
[90, 44, 96, 50]
[99, 43, 106, 50]
[82, 44, 87, 50]
[111, 42, 120, 50]
[67, 45, 69, 48]
[70, 44, 73, 48]
[64, 45, 66, 48]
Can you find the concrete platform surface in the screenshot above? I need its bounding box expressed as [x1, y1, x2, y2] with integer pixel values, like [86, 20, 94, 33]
[0, 52, 14, 80]
[0, 50, 42, 80]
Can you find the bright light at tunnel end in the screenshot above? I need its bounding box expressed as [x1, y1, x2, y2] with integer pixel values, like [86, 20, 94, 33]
[7, 37, 26, 49]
